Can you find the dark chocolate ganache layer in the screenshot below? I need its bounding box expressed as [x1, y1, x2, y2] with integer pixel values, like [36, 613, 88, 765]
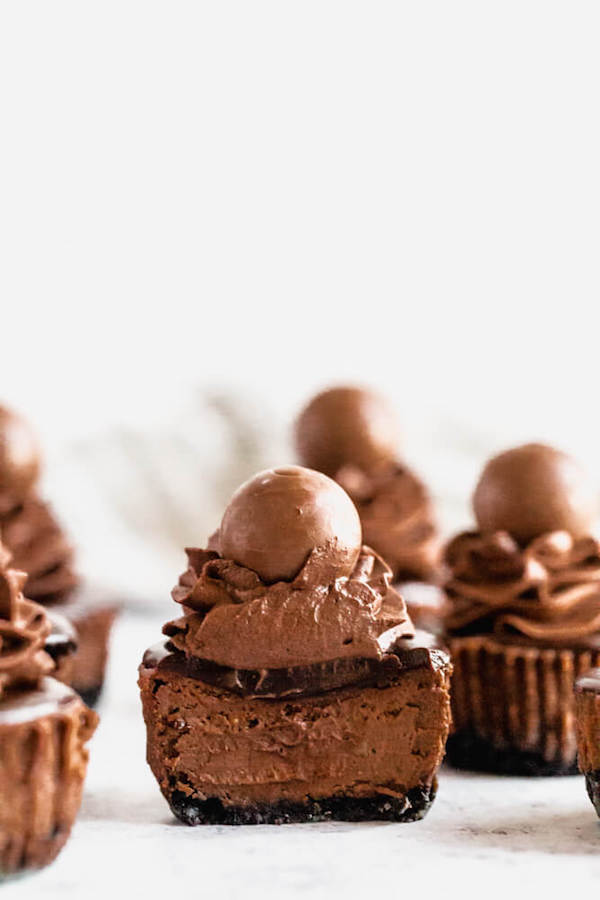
[44, 610, 78, 670]
[145, 630, 448, 699]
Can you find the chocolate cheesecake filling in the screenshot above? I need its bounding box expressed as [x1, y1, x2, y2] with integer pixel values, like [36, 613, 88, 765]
[141, 553, 450, 814]
[140, 652, 450, 822]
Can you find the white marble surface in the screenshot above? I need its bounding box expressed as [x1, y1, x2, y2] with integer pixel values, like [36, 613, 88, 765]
[12, 611, 600, 899]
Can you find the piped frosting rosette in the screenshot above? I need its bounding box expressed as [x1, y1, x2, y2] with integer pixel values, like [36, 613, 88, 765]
[164, 544, 415, 696]
[0, 546, 53, 699]
[445, 530, 600, 643]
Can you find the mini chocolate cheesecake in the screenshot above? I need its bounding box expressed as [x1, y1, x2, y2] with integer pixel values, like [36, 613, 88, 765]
[0, 547, 97, 874]
[444, 443, 600, 776]
[0, 405, 118, 704]
[575, 670, 600, 814]
[139, 466, 452, 825]
[294, 387, 441, 614]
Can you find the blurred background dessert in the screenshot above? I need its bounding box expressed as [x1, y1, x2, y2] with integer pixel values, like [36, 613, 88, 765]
[0, 405, 118, 706]
[444, 443, 600, 775]
[0, 546, 97, 874]
[295, 386, 446, 631]
[575, 669, 600, 816]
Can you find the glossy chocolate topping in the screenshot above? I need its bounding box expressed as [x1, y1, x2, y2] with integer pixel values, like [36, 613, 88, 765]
[44, 609, 78, 672]
[0, 406, 41, 513]
[145, 630, 446, 699]
[473, 443, 596, 544]
[217, 466, 362, 583]
[0, 675, 81, 725]
[45, 609, 77, 653]
[576, 667, 600, 693]
[0, 546, 53, 699]
[445, 529, 600, 642]
[294, 386, 399, 477]
[166, 544, 414, 672]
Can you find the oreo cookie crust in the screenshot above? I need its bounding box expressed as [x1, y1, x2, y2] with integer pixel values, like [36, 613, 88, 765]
[168, 782, 437, 825]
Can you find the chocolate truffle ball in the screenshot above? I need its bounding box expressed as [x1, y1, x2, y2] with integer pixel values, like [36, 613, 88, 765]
[0, 406, 40, 500]
[473, 443, 596, 544]
[219, 465, 362, 583]
[294, 386, 399, 477]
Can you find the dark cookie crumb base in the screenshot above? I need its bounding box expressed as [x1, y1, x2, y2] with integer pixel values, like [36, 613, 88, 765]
[168, 782, 437, 825]
[446, 730, 578, 777]
[76, 684, 103, 708]
[584, 770, 600, 817]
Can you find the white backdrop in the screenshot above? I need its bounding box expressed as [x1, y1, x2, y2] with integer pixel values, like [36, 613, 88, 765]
[2, 1, 600, 603]
[2, 4, 600, 896]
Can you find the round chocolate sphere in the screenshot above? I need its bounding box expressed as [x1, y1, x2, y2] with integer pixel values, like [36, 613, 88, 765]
[219, 465, 362, 583]
[0, 406, 40, 500]
[294, 386, 399, 477]
[473, 443, 596, 544]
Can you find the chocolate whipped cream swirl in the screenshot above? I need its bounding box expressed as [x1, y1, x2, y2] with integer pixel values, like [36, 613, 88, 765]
[336, 463, 439, 580]
[445, 530, 600, 642]
[165, 544, 414, 688]
[0, 495, 77, 603]
[0, 548, 53, 700]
